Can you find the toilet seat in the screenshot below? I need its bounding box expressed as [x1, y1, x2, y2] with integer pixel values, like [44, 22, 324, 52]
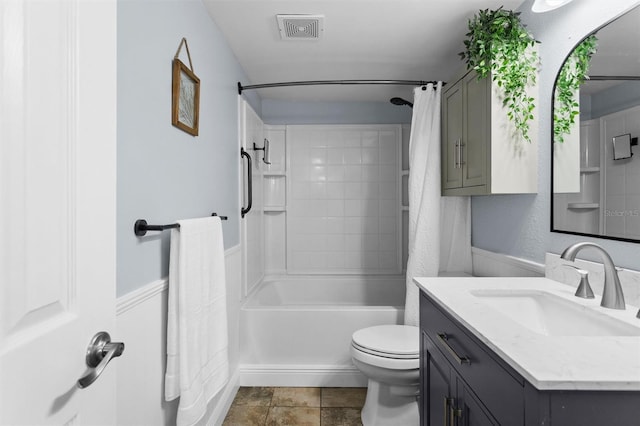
[351, 325, 419, 370]
[352, 341, 417, 359]
[352, 325, 419, 357]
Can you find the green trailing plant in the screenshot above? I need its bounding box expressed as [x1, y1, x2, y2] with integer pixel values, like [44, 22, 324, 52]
[553, 35, 598, 143]
[459, 8, 539, 143]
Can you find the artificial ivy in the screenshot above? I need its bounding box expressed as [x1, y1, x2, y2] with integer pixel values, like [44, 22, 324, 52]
[459, 8, 539, 143]
[553, 35, 598, 143]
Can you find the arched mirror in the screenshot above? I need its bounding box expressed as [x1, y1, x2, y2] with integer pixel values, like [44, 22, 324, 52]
[552, 5, 640, 242]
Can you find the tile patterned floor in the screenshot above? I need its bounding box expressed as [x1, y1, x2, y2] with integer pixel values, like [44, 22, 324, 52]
[222, 387, 367, 426]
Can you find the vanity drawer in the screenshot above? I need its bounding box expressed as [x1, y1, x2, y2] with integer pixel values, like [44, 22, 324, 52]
[420, 293, 524, 426]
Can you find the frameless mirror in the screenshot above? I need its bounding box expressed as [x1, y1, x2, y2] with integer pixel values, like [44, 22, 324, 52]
[552, 5, 640, 242]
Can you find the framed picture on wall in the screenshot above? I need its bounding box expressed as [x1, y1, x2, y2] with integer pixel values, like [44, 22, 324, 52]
[172, 39, 200, 136]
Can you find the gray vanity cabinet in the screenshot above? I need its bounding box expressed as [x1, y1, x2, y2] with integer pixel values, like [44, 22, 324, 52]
[441, 69, 489, 195]
[422, 331, 496, 425]
[420, 291, 640, 426]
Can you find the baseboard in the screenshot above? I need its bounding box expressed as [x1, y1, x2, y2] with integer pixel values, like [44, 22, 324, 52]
[207, 369, 240, 426]
[471, 247, 544, 277]
[239, 364, 367, 388]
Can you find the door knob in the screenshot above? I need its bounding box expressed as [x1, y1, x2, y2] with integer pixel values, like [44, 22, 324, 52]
[77, 331, 124, 389]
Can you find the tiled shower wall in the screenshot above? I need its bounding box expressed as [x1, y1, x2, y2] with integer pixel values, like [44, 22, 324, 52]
[281, 125, 403, 274]
[601, 105, 640, 239]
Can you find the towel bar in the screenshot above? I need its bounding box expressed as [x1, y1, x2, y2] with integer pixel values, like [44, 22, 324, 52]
[134, 213, 228, 236]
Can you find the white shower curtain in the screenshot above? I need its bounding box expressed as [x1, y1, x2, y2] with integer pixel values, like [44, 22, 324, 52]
[404, 84, 472, 326]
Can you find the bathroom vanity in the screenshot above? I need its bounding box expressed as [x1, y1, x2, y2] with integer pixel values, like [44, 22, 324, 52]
[416, 277, 640, 425]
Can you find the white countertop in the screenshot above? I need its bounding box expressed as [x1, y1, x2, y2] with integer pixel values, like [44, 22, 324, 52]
[414, 277, 640, 391]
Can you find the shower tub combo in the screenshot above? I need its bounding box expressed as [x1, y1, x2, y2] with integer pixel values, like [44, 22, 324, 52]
[239, 275, 406, 387]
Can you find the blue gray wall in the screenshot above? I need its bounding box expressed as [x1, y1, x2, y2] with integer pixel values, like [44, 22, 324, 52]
[117, 0, 259, 296]
[262, 99, 413, 125]
[471, 0, 640, 269]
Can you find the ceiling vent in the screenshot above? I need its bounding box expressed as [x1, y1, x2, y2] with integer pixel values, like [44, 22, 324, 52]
[276, 14, 324, 40]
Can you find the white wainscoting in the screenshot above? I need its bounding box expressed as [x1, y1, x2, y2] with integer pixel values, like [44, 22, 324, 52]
[471, 247, 545, 277]
[115, 245, 242, 426]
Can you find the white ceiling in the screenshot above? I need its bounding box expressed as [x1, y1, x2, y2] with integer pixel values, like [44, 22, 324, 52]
[203, 0, 524, 103]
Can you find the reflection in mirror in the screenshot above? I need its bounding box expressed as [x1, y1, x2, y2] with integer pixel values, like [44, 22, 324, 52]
[552, 5, 640, 242]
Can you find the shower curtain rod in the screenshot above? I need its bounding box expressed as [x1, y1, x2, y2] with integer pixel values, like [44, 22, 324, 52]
[237, 79, 441, 95]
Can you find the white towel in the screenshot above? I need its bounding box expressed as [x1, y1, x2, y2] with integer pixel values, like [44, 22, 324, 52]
[165, 217, 229, 426]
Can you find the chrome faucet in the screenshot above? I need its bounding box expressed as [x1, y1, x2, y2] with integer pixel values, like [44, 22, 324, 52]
[560, 242, 626, 310]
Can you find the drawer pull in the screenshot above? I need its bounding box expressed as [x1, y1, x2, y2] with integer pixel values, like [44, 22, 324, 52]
[437, 332, 471, 365]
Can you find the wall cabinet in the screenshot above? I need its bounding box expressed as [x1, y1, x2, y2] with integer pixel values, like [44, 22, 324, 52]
[441, 68, 538, 196]
[419, 291, 640, 426]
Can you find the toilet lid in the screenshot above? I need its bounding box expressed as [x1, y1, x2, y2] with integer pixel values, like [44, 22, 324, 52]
[352, 325, 419, 358]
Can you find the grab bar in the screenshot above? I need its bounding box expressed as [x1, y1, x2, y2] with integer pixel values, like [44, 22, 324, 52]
[241, 147, 252, 218]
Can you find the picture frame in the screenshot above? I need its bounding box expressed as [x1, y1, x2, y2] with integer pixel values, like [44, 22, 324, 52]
[172, 56, 200, 136]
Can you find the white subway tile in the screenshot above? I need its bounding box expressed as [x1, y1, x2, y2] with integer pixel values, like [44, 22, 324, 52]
[378, 251, 398, 269]
[328, 148, 344, 164]
[345, 182, 363, 199]
[362, 165, 379, 182]
[362, 234, 380, 251]
[379, 233, 397, 251]
[310, 165, 327, 182]
[327, 251, 346, 268]
[362, 216, 379, 233]
[344, 148, 362, 164]
[362, 148, 379, 165]
[327, 200, 345, 217]
[379, 165, 397, 182]
[362, 131, 379, 147]
[326, 182, 346, 199]
[345, 199, 362, 216]
[309, 182, 327, 199]
[291, 182, 310, 200]
[379, 199, 397, 216]
[327, 165, 345, 182]
[362, 252, 379, 269]
[326, 233, 345, 248]
[309, 148, 327, 165]
[344, 165, 362, 181]
[379, 146, 397, 164]
[379, 130, 397, 146]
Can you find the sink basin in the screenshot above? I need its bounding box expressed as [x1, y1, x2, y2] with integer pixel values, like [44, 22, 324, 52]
[470, 289, 640, 337]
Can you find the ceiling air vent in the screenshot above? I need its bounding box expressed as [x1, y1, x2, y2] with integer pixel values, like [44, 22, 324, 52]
[276, 14, 324, 40]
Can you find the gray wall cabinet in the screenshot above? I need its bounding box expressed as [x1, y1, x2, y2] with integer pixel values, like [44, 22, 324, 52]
[441, 68, 538, 196]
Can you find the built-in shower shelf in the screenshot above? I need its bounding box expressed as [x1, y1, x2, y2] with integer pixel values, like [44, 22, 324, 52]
[402, 206, 409, 211]
[264, 206, 286, 212]
[580, 167, 600, 173]
[401, 170, 409, 176]
[263, 171, 286, 177]
[567, 202, 600, 210]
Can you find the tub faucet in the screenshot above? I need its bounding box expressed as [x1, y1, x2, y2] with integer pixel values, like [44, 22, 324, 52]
[560, 242, 626, 310]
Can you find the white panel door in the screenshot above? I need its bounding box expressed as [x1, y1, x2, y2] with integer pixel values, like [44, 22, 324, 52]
[0, 0, 117, 424]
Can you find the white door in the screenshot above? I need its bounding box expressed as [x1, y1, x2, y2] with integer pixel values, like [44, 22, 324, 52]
[0, 0, 118, 424]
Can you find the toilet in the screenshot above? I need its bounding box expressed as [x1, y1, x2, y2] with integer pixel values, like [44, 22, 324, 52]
[351, 325, 420, 426]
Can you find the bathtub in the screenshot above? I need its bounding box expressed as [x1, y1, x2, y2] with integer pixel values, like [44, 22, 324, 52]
[239, 275, 405, 387]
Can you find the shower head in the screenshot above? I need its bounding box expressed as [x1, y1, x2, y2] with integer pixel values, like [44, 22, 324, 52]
[390, 97, 413, 108]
